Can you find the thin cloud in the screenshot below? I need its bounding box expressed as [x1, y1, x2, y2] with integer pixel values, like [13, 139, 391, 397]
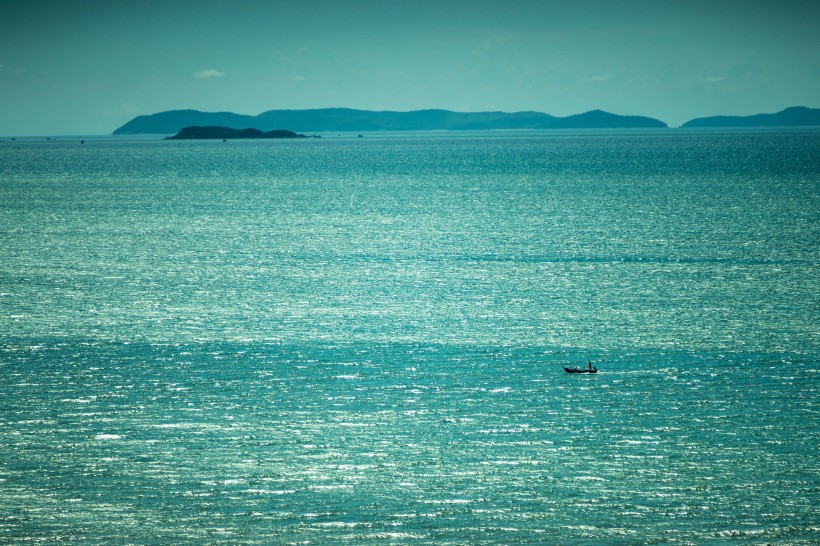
[458, 35, 532, 87]
[192, 69, 225, 79]
[0, 64, 25, 76]
[580, 74, 610, 83]
[271, 48, 316, 81]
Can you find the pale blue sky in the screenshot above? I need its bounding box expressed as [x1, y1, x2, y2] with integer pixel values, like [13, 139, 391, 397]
[1, 0, 818, 135]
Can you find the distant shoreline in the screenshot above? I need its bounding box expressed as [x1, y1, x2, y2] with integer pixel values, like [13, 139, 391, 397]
[4, 125, 820, 141]
[681, 106, 820, 128]
[113, 107, 667, 135]
[112, 106, 820, 135]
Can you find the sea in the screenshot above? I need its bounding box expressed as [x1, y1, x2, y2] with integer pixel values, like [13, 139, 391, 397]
[0, 129, 818, 544]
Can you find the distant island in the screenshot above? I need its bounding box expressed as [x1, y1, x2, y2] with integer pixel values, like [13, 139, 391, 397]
[114, 108, 668, 134]
[166, 126, 314, 140]
[113, 106, 820, 134]
[682, 106, 820, 128]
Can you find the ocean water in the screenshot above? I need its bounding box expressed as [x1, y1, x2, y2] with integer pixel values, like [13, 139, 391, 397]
[0, 130, 818, 544]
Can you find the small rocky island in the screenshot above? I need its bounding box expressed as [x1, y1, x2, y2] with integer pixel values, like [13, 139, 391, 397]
[166, 126, 317, 139]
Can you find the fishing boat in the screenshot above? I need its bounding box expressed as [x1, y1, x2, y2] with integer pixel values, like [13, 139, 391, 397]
[563, 363, 598, 374]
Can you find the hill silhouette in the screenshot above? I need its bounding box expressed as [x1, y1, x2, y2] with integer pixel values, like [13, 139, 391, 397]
[113, 108, 667, 134]
[682, 106, 820, 128]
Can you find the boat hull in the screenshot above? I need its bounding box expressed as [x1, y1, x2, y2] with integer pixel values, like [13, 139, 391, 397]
[563, 366, 597, 374]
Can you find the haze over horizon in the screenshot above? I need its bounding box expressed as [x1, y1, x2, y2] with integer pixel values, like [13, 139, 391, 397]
[1, 0, 819, 136]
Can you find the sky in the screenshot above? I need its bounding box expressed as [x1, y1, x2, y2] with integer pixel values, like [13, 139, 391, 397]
[1, 0, 819, 135]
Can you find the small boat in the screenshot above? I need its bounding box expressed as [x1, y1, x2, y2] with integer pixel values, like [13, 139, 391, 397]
[563, 364, 598, 374]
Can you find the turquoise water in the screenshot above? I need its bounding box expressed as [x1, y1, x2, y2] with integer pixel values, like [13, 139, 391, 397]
[1, 130, 818, 543]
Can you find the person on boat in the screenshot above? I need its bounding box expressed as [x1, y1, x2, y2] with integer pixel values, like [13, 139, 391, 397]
[588, 361, 593, 371]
